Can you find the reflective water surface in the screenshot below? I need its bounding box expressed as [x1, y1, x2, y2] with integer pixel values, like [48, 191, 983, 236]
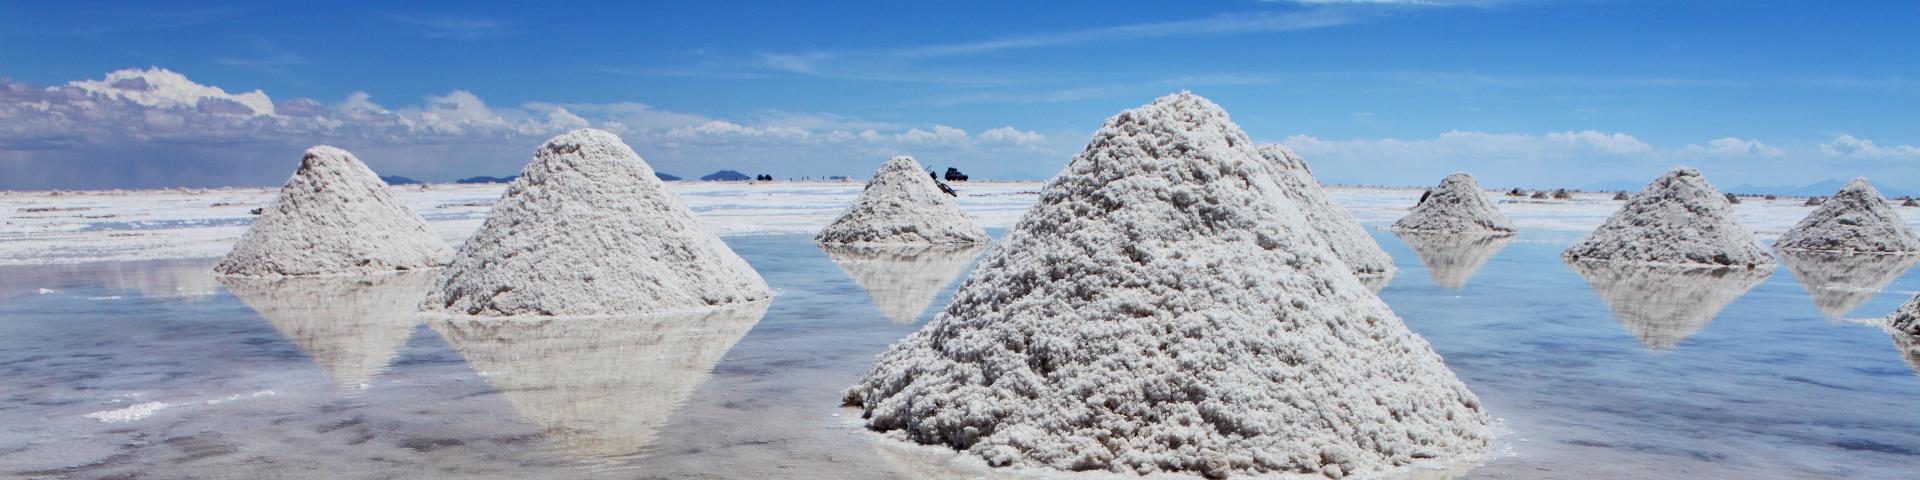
[2, 231, 1917, 479]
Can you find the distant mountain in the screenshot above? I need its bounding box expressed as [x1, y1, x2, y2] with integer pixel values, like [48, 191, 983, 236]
[700, 170, 750, 181]
[455, 175, 517, 184]
[656, 172, 681, 181]
[379, 175, 420, 185]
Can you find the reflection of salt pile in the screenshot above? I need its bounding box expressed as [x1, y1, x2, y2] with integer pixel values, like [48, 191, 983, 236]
[1392, 172, 1517, 234]
[220, 272, 436, 391]
[844, 92, 1490, 478]
[820, 243, 988, 323]
[1395, 231, 1514, 289]
[431, 302, 768, 460]
[1891, 333, 1920, 377]
[1259, 145, 1395, 278]
[425, 129, 769, 316]
[817, 156, 990, 245]
[1779, 251, 1919, 318]
[215, 146, 452, 276]
[1564, 167, 1773, 267]
[1776, 178, 1920, 254]
[1567, 261, 1769, 350]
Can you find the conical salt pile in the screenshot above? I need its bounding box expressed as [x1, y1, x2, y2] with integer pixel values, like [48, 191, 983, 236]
[1890, 294, 1920, 336]
[215, 146, 452, 276]
[1563, 167, 1773, 267]
[816, 156, 990, 245]
[1391, 173, 1517, 234]
[431, 302, 768, 460]
[843, 92, 1490, 478]
[1568, 261, 1768, 350]
[821, 243, 987, 324]
[1779, 251, 1918, 318]
[424, 129, 770, 317]
[1259, 145, 1395, 278]
[1395, 231, 1513, 290]
[221, 272, 435, 392]
[1776, 178, 1920, 254]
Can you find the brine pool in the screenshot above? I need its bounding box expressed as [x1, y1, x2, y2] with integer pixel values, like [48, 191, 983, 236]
[2, 230, 1917, 479]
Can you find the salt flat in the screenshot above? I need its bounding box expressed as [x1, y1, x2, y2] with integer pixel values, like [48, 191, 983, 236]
[1, 182, 1904, 266]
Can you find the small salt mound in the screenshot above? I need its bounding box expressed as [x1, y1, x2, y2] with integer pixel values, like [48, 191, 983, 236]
[843, 92, 1490, 479]
[215, 146, 452, 276]
[821, 243, 988, 324]
[424, 129, 770, 317]
[1779, 251, 1919, 318]
[221, 272, 436, 392]
[817, 156, 990, 245]
[1568, 261, 1769, 350]
[1563, 167, 1773, 267]
[1891, 294, 1920, 336]
[1392, 173, 1517, 234]
[431, 301, 767, 460]
[1394, 231, 1514, 290]
[1776, 178, 1920, 254]
[1259, 145, 1395, 278]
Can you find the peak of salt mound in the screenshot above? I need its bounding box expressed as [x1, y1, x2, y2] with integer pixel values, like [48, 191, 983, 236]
[1780, 251, 1919, 318]
[1392, 172, 1517, 234]
[1777, 178, 1920, 254]
[431, 301, 768, 460]
[215, 146, 452, 276]
[1569, 261, 1769, 350]
[221, 272, 435, 392]
[821, 243, 987, 324]
[1563, 167, 1773, 267]
[1395, 231, 1513, 290]
[816, 156, 990, 245]
[423, 129, 770, 317]
[843, 92, 1490, 479]
[1259, 145, 1395, 277]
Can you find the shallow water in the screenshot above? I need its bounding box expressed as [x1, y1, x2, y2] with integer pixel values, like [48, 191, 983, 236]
[2, 230, 1917, 479]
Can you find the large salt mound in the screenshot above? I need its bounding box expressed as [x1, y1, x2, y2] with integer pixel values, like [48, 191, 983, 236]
[1563, 167, 1773, 267]
[214, 146, 452, 276]
[1779, 251, 1918, 318]
[423, 129, 770, 317]
[1568, 261, 1769, 350]
[842, 92, 1490, 479]
[431, 302, 767, 459]
[822, 243, 988, 324]
[1776, 178, 1920, 254]
[221, 272, 435, 392]
[1394, 231, 1513, 290]
[1391, 172, 1517, 234]
[1259, 145, 1395, 278]
[817, 156, 990, 245]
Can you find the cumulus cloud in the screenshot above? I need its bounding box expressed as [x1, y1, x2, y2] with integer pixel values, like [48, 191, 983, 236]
[1679, 137, 1785, 158]
[1820, 134, 1920, 159]
[0, 67, 1071, 188]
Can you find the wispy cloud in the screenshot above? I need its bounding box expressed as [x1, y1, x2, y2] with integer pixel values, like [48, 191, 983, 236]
[213, 40, 306, 76]
[386, 14, 512, 39]
[1679, 137, 1785, 158]
[1821, 134, 1920, 159]
[891, 10, 1357, 59]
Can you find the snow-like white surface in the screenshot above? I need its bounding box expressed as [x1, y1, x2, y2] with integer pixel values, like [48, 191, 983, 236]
[82, 401, 171, 423]
[1890, 294, 1920, 336]
[425, 129, 769, 317]
[843, 92, 1491, 478]
[1564, 167, 1774, 267]
[1392, 172, 1517, 234]
[816, 156, 990, 245]
[214, 146, 453, 276]
[1260, 145, 1395, 277]
[1776, 178, 1920, 254]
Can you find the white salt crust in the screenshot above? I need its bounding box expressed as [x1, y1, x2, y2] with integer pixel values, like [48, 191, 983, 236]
[822, 243, 989, 324]
[1259, 145, 1395, 277]
[220, 272, 437, 391]
[214, 146, 452, 276]
[1390, 173, 1517, 235]
[1776, 178, 1920, 254]
[1563, 167, 1773, 267]
[1567, 261, 1770, 350]
[424, 129, 770, 317]
[843, 92, 1490, 479]
[817, 156, 991, 245]
[1778, 251, 1919, 318]
[1890, 294, 1920, 336]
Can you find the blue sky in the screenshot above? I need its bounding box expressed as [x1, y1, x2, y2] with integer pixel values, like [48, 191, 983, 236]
[2, 0, 1917, 191]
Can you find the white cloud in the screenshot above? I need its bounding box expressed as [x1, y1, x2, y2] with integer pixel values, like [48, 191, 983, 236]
[64, 67, 274, 116]
[978, 126, 1047, 145]
[1820, 134, 1920, 159]
[1543, 130, 1653, 154]
[1679, 137, 1785, 158]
